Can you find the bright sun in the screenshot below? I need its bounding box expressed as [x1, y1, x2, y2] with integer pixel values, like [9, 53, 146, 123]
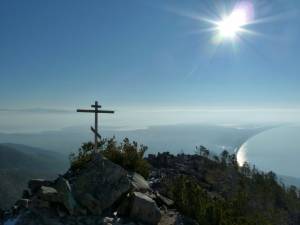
[217, 9, 248, 38]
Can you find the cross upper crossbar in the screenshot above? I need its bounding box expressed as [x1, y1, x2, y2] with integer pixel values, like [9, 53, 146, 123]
[76, 101, 114, 151]
[76, 109, 114, 113]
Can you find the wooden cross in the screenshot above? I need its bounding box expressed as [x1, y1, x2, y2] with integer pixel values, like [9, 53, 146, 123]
[77, 101, 114, 151]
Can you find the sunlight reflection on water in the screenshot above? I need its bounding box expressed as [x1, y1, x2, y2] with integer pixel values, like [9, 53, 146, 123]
[237, 125, 300, 177]
[237, 142, 248, 167]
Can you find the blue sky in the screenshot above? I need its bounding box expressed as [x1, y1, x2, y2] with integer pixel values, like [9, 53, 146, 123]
[1, 0, 300, 130]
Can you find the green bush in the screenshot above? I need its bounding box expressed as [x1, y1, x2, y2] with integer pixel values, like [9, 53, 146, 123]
[166, 175, 276, 225]
[69, 137, 150, 178]
[166, 175, 224, 225]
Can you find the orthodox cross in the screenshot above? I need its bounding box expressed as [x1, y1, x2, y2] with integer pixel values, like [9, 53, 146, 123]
[77, 101, 114, 151]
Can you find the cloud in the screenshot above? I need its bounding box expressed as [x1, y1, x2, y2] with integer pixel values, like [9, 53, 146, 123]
[0, 108, 74, 114]
[120, 106, 300, 113]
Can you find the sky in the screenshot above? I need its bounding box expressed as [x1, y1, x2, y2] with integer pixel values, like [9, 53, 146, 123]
[1, 0, 300, 131]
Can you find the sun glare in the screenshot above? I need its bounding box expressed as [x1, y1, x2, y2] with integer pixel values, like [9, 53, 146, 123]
[217, 9, 248, 38]
[211, 1, 254, 43]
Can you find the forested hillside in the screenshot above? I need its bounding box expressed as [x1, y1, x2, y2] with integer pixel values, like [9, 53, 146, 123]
[147, 149, 300, 225]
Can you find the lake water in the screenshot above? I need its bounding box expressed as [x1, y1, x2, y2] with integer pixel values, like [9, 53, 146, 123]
[237, 125, 300, 178]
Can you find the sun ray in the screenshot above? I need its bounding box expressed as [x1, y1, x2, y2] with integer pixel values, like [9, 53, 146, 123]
[154, 0, 292, 57]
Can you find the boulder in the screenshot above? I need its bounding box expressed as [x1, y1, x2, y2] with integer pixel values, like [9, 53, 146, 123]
[129, 172, 150, 193]
[102, 216, 114, 225]
[117, 194, 131, 216]
[28, 179, 52, 194]
[71, 154, 131, 214]
[77, 193, 102, 215]
[155, 193, 174, 207]
[37, 186, 60, 203]
[30, 197, 50, 209]
[158, 210, 179, 225]
[158, 210, 199, 225]
[129, 192, 161, 225]
[22, 190, 30, 199]
[15, 210, 64, 225]
[15, 199, 30, 209]
[53, 177, 78, 215]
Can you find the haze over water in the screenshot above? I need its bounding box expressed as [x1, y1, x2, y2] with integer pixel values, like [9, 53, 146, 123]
[238, 125, 300, 178]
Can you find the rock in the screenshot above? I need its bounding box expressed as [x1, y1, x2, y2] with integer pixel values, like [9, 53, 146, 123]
[122, 223, 135, 225]
[22, 190, 30, 199]
[10, 154, 179, 225]
[37, 186, 60, 203]
[53, 177, 78, 215]
[77, 193, 102, 215]
[72, 154, 131, 214]
[103, 217, 114, 224]
[15, 210, 64, 225]
[56, 205, 67, 218]
[155, 193, 174, 207]
[30, 197, 50, 209]
[129, 192, 161, 225]
[15, 199, 30, 209]
[128, 172, 150, 193]
[116, 194, 131, 216]
[158, 211, 199, 225]
[28, 179, 52, 194]
[175, 215, 199, 225]
[158, 210, 179, 225]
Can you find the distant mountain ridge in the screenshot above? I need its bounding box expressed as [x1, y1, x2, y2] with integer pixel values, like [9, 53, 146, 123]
[0, 143, 66, 170]
[0, 124, 277, 155]
[279, 175, 300, 188]
[0, 143, 68, 209]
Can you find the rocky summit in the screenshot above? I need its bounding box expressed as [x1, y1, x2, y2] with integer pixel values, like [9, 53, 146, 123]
[3, 151, 299, 225]
[2, 153, 195, 225]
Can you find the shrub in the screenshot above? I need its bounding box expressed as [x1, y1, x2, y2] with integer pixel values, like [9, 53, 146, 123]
[69, 137, 150, 178]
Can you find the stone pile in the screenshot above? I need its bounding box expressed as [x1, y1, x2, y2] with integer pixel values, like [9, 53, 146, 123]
[4, 154, 192, 225]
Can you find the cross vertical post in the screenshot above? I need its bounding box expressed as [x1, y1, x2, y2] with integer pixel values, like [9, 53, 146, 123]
[92, 101, 101, 151]
[95, 108, 97, 151]
[77, 101, 114, 151]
